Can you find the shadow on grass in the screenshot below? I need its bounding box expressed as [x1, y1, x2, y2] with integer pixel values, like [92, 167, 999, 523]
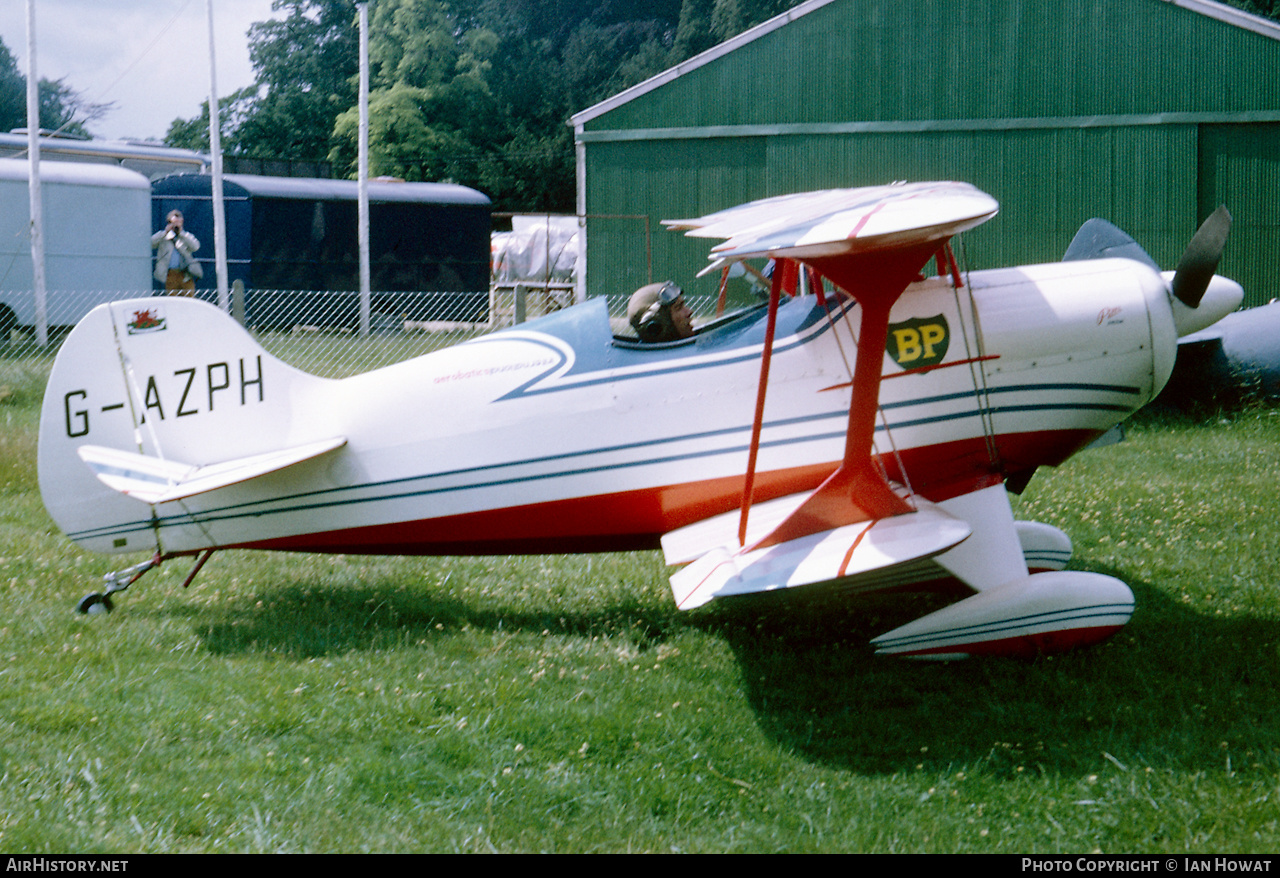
[190, 579, 682, 658]
[182, 559, 1280, 779]
[709, 566, 1280, 777]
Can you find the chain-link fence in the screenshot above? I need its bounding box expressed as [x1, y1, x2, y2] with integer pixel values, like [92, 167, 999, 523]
[0, 286, 732, 384]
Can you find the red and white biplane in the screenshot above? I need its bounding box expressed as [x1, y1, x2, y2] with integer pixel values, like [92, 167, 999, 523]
[37, 182, 1241, 658]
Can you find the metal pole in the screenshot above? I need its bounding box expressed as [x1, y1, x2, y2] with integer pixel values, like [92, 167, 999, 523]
[206, 0, 229, 311]
[573, 127, 586, 305]
[25, 0, 47, 347]
[356, 0, 371, 337]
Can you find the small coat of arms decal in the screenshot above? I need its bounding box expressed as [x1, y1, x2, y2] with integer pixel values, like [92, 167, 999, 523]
[127, 308, 167, 335]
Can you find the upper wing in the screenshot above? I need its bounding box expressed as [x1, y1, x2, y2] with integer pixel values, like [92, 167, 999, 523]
[663, 181, 998, 261]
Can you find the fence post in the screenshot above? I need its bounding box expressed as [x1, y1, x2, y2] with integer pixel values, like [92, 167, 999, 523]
[514, 283, 527, 324]
[232, 279, 245, 325]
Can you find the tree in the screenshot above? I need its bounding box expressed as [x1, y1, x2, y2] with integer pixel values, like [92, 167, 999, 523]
[1237, 1, 1280, 18]
[0, 38, 23, 132]
[34, 79, 107, 138]
[164, 0, 358, 159]
[326, 0, 689, 209]
[234, 0, 359, 158]
[162, 87, 259, 152]
[0, 35, 109, 137]
[161, 0, 810, 209]
[328, 1, 502, 186]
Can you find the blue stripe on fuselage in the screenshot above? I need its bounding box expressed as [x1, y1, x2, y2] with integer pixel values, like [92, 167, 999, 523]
[68, 382, 1139, 542]
[476, 295, 841, 400]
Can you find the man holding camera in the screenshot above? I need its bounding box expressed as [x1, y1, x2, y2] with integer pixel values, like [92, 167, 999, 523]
[151, 210, 202, 294]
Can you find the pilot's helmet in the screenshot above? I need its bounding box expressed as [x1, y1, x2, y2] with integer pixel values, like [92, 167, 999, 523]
[628, 281, 684, 342]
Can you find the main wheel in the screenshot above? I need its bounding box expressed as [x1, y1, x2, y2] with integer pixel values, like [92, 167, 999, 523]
[76, 593, 114, 615]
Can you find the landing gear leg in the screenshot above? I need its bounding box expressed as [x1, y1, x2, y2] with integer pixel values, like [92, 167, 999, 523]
[76, 553, 163, 615]
[76, 550, 217, 614]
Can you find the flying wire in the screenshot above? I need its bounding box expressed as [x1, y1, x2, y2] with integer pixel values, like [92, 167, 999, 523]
[952, 238, 1001, 468]
[84, 0, 200, 113]
[8, 0, 198, 153]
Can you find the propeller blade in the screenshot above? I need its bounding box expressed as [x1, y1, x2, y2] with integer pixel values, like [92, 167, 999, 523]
[1171, 206, 1232, 308]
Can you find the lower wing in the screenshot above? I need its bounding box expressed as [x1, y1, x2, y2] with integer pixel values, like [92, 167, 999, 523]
[662, 490, 971, 610]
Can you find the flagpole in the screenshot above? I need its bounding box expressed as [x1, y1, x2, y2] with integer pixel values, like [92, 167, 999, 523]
[206, 0, 229, 311]
[357, 0, 371, 338]
[25, 0, 47, 347]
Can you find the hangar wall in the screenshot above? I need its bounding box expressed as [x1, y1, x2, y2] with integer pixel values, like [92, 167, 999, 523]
[574, 0, 1280, 307]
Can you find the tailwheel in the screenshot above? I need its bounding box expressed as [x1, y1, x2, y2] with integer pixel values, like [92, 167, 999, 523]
[74, 550, 216, 615]
[77, 593, 114, 615]
[75, 553, 163, 616]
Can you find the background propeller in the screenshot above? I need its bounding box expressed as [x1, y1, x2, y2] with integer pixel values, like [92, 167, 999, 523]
[1171, 205, 1232, 309]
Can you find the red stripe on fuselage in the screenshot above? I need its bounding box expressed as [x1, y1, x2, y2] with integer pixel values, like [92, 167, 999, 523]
[237, 428, 1102, 557]
[241, 462, 841, 556]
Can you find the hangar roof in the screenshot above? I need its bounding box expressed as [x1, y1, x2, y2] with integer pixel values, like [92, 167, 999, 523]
[571, 0, 1280, 131]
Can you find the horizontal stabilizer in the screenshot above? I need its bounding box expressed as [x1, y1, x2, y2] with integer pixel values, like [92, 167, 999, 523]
[667, 501, 970, 610]
[77, 437, 347, 505]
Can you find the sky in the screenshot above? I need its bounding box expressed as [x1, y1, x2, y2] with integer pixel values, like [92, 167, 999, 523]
[0, 0, 286, 142]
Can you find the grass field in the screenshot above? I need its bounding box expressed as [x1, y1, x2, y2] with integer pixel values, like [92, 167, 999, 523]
[3, 353, 1280, 853]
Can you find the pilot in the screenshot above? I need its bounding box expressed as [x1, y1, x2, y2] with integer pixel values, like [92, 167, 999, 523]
[627, 281, 694, 343]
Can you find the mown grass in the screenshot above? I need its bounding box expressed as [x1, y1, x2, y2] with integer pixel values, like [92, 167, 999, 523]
[3, 353, 1280, 852]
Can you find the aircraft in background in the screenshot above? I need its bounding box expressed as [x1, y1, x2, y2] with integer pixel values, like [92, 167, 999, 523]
[37, 182, 1241, 658]
[1158, 300, 1280, 408]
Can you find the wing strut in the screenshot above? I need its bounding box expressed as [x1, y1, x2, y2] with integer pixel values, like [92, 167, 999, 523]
[737, 265, 786, 546]
[669, 182, 999, 553]
[749, 240, 943, 551]
[714, 263, 731, 316]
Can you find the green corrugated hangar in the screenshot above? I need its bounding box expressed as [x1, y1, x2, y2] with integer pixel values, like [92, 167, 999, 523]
[571, 0, 1280, 309]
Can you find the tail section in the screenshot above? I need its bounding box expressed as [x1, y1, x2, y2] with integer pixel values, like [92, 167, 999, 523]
[38, 297, 340, 555]
[1062, 217, 1161, 269]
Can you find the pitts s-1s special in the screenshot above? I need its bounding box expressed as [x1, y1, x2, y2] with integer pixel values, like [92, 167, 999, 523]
[38, 182, 1241, 657]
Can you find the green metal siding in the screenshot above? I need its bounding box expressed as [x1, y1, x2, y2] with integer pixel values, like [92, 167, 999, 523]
[1198, 123, 1280, 305]
[584, 125, 1203, 299]
[579, 0, 1280, 306]
[585, 0, 1280, 132]
[585, 139, 768, 299]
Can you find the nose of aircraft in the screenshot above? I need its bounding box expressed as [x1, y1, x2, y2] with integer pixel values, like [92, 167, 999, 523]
[1168, 273, 1244, 337]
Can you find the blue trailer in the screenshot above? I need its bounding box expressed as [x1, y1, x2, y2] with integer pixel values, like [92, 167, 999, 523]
[150, 173, 492, 329]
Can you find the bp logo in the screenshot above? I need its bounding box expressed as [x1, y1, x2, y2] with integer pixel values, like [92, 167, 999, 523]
[887, 315, 949, 369]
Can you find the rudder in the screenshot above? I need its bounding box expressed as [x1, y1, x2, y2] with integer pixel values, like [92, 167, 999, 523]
[38, 297, 336, 555]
